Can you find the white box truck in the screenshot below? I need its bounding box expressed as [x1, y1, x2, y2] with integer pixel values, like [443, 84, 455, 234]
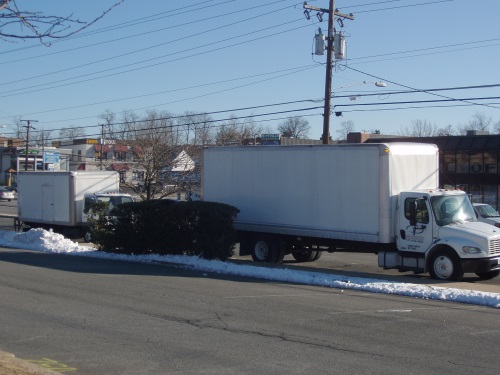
[202, 143, 500, 281]
[17, 171, 133, 241]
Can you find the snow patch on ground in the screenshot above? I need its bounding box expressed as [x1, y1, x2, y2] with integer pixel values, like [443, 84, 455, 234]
[0, 228, 499, 308]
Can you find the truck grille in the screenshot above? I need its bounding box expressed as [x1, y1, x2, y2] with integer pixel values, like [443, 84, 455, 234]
[489, 239, 500, 256]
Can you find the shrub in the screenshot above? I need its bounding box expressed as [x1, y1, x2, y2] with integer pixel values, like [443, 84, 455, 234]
[90, 199, 239, 260]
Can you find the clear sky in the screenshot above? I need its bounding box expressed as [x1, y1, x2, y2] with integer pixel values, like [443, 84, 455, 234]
[1, 0, 499, 142]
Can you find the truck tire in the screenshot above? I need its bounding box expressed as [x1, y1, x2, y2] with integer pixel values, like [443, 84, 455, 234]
[83, 229, 92, 243]
[475, 270, 500, 280]
[251, 237, 284, 263]
[428, 249, 464, 281]
[292, 249, 322, 262]
[14, 218, 22, 232]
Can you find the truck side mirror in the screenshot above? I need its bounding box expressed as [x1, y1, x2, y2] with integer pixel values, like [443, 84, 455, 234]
[409, 201, 417, 226]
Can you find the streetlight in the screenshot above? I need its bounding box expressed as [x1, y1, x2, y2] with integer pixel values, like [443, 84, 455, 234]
[320, 80, 388, 120]
[342, 81, 387, 101]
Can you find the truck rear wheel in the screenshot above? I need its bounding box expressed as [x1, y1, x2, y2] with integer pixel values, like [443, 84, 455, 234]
[429, 249, 464, 281]
[292, 249, 322, 262]
[251, 237, 284, 263]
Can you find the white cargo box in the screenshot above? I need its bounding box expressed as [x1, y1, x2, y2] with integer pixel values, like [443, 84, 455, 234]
[202, 143, 439, 244]
[18, 171, 120, 226]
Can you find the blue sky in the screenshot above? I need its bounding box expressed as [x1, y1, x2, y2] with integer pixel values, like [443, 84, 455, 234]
[1, 0, 499, 141]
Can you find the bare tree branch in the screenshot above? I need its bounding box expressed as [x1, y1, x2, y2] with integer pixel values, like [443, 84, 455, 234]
[0, 0, 125, 45]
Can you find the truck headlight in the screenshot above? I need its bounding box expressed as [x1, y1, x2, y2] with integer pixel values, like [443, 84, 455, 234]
[463, 246, 483, 254]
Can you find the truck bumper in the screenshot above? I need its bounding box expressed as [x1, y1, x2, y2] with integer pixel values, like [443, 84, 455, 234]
[461, 256, 500, 274]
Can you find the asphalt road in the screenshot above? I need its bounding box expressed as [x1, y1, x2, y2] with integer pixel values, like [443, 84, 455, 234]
[1, 199, 500, 293]
[1, 248, 500, 375]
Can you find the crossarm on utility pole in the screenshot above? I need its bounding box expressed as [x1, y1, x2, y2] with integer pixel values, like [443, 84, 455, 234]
[303, 1, 354, 144]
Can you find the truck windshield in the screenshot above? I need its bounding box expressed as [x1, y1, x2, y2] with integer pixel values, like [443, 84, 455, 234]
[96, 196, 133, 208]
[431, 195, 476, 226]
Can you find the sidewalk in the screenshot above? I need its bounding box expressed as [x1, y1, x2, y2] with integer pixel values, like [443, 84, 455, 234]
[0, 351, 62, 375]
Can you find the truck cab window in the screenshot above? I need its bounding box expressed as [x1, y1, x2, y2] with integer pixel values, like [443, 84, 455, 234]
[83, 197, 94, 214]
[404, 198, 429, 224]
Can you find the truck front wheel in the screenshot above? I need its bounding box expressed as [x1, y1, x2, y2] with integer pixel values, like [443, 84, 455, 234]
[251, 237, 284, 263]
[429, 249, 464, 281]
[83, 229, 92, 243]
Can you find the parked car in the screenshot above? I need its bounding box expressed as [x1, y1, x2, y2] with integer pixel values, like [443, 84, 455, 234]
[473, 203, 500, 228]
[0, 187, 15, 201]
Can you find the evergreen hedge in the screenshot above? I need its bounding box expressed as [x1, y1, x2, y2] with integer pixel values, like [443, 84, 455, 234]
[89, 199, 239, 260]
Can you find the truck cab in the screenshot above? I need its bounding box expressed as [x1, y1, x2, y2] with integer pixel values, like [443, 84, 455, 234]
[83, 193, 134, 217]
[382, 189, 500, 280]
[81, 193, 134, 242]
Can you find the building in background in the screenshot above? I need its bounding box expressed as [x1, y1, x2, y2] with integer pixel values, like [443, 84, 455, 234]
[53, 138, 144, 183]
[348, 131, 500, 210]
[0, 137, 72, 186]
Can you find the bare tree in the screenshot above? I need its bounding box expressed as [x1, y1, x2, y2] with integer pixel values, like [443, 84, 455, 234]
[215, 125, 238, 146]
[457, 112, 492, 135]
[336, 120, 355, 141]
[214, 115, 252, 146]
[9, 116, 25, 139]
[98, 109, 116, 140]
[277, 116, 311, 138]
[119, 110, 140, 141]
[59, 127, 86, 141]
[241, 115, 263, 145]
[435, 124, 455, 136]
[399, 119, 438, 137]
[0, 0, 125, 45]
[494, 119, 500, 134]
[122, 109, 196, 201]
[31, 129, 53, 146]
[177, 111, 215, 146]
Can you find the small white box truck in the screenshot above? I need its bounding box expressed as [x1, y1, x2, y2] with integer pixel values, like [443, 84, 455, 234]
[202, 143, 500, 281]
[17, 171, 133, 241]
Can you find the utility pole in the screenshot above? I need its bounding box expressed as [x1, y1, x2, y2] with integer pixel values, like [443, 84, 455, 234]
[20, 119, 38, 171]
[100, 123, 104, 171]
[303, 1, 354, 144]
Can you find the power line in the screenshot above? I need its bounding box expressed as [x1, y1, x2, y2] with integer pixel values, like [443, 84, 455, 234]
[0, 19, 310, 98]
[20, 106, 324, 142]
[15, 94, 500, 141]
[347, 0, 455, 13]
[334, 96, 500, 109]
[0, 65, 320, 121]
[0, 1, 293, 83]
[348, 37, 500, 63]
[0, 0, 232, 57]
[346, 66, 500, 110]
[1, 3, 496, 125]
[5, 82, 500, 135]
[342, 102, 500, 114]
